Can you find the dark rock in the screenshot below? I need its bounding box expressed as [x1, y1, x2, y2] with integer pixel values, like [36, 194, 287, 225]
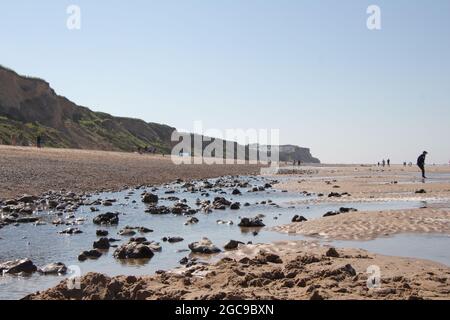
[255, 251, 282, 264]
[78, 250, 102, 261]
[343, 264, 356, 276]
[238, 217, 265, 227]
[231, 189, 241, 195]
[93, 237, 110, 250]
[113, 240, 156, 260]
[96, 230, 109, 237]
[171, 202, 193, 214]
[325, 247, 340, 258]
[0, 259, 37, 274]
[309, 290, 324, 300]
[324, 207, 357, 217]
[138, 227, 153, 233]
[323, 211, 340, 217]
[118, 228, 136, 236]
[167, 236, 184, 243]
[19, 207, 33, 214]
[224, 240, 244, 250]
[38, 262, 67, 275]
[188, 238, 221, 254]
[415, 189, 426, 194]
[328, 192, 341, 198]
[59, 227, 83, 235]
[5, 199, 18, 206]
[213, 197, 231, 208]
[230, 202, 240, 210]
[142, 193, 159, 203]
[184, 217, 199, 225]
[16, 217, 40, 223]
[291, 215, 308, 223]
[17, 195, 38, 203]
[145, 205, 171, 214]
[93, 212, 119, 225]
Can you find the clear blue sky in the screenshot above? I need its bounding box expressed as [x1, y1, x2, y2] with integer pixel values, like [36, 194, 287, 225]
[1, 0, 449, 163]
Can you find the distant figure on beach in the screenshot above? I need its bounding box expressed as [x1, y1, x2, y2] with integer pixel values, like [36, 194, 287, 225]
[417, 151, 428, 179]
[298, 160, 301, 166]
[387, 159, 390, 166]
[382, 159, 386, 167]
[377, 162, 380, 167]
[36, 135, 42, 148]
[403, 162, 407, 167]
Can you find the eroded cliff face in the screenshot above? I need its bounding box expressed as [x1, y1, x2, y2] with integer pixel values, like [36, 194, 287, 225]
[278, 145, 320, 163]
[0, 66, 175, 152]
[0, 65, 320, 163]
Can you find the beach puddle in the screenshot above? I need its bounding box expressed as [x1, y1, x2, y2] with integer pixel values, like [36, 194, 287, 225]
[0, 175, 448, 299]
[328, 234, 450, 266]
[367, 172, 450, 185]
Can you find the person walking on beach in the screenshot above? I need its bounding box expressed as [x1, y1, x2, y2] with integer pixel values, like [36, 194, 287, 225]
[36, 135, 42, 148]
[417, 151, 428, 179]
[382, 159, 386, 167]
[387, 159, 390, 167]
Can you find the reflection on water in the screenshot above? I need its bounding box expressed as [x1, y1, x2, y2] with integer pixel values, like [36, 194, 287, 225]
[329, 234, 450, 266]
[0, 175, 448, 300]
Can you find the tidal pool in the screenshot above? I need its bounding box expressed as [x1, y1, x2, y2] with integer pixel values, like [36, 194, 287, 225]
[0, 175, 447, 300]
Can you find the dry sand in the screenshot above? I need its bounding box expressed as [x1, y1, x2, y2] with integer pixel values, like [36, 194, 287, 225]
[0, 145, 261, 199]
[25, 241, 450, 300]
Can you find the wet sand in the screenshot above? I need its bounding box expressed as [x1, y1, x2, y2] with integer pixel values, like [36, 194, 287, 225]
[0, 145, 261, 199]
[275, 208, 450, 240]
[273, 164, 450, 241]
[274, 164, 450, 201]
[26, 241, 450, 300]
[4, 161, 450, 300]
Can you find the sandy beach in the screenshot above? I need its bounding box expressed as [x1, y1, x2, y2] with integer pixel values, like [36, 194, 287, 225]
[0, 145, 261, 199]
[274, 164, 450, 201]
[8, 162, 449, 300]
[26, 241, 450, 300]
[273, 164, 450, 240]
[275, 207, 450, 240]
[3, 1, 450, 308]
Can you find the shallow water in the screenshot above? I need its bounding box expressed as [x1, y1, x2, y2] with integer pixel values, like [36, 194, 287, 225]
[329, 233, 450, 266]
[364, 172, 450, 185]
[0, 175, 448, 300]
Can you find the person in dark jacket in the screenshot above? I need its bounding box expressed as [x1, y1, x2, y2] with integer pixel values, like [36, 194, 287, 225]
[36, 135, 42, 148]
[417, 151, 428, 179]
